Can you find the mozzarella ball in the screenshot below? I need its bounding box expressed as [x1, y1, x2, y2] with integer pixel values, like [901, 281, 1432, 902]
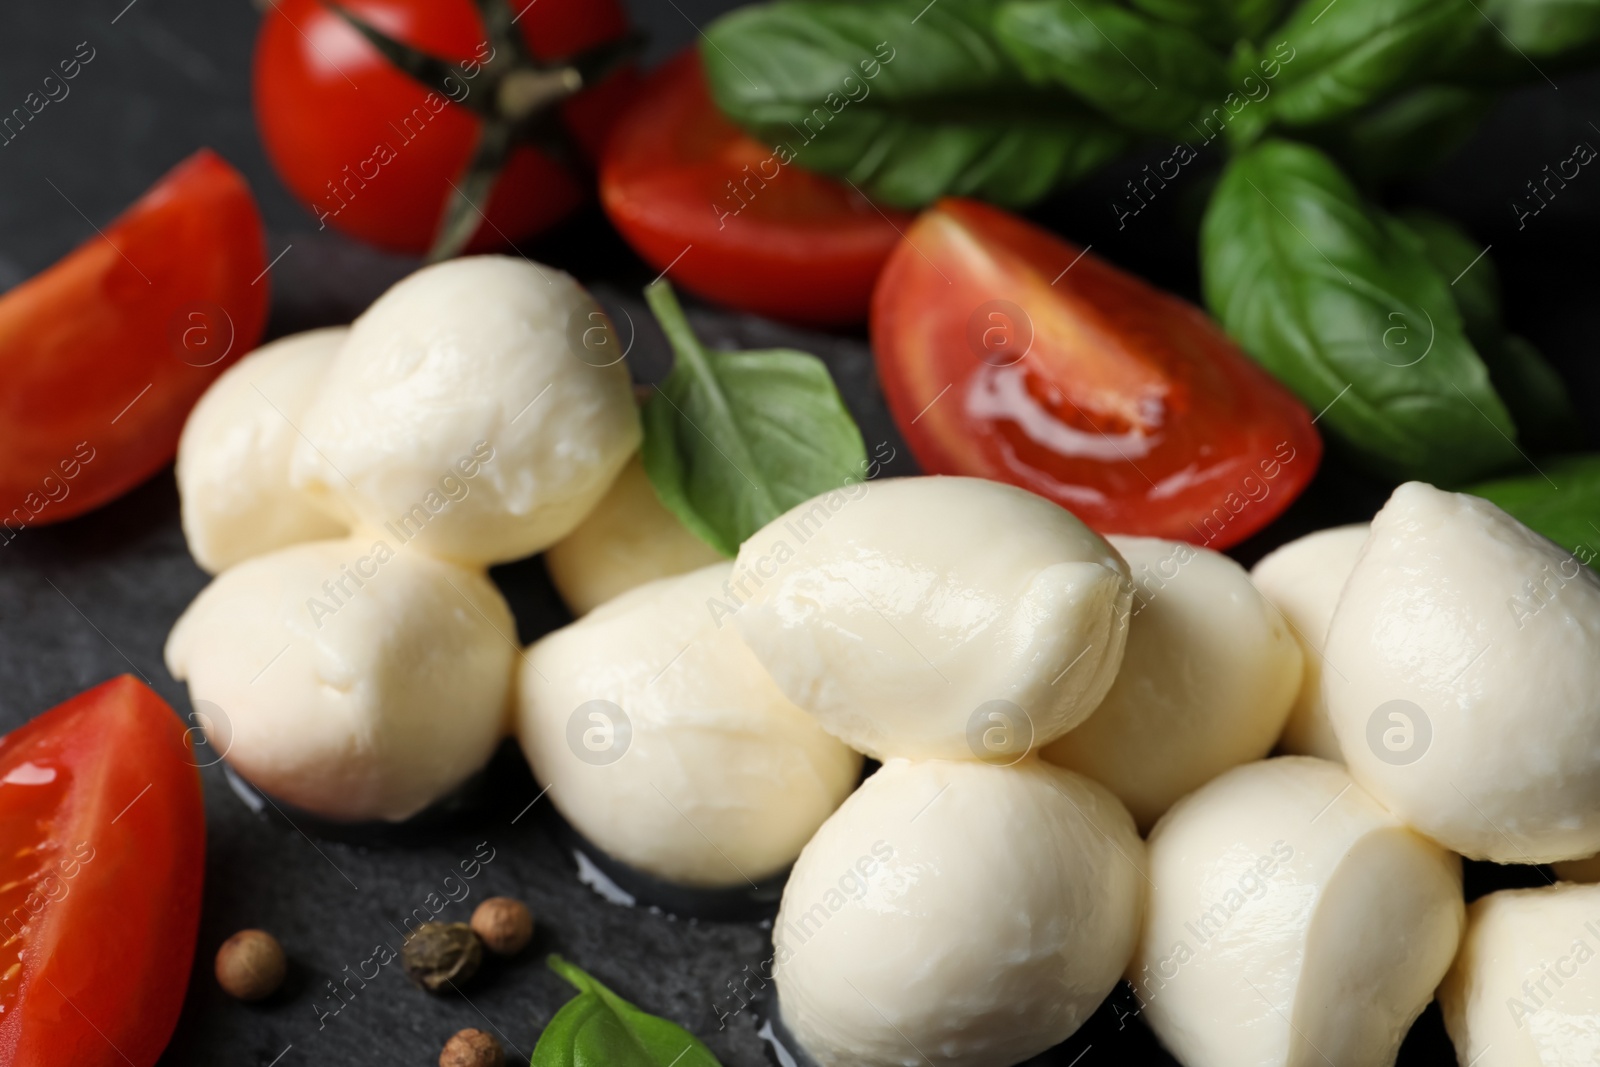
[176, 328, 348, 573]
[1325, 482, 1600, 863]
[1044, 536, 1302, 830]
[517, 562, 861, 888]
[1441, 884, 1600, 1065]
[775, 757, 1145, 1067]
[164, 537, 514, 822]
[544, 453, 724, 615]
[1135, 757, 1463, 1067]
[289, 257, 640, 566]
[1249, 524, 1369, 761]
[732, 476, 1132, 762]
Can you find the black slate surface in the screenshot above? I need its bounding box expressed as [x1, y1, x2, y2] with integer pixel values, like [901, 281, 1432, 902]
[1, 2, 1597, 1066]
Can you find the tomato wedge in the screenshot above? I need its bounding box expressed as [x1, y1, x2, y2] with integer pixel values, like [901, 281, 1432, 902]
[0, 676, 205, 1067]
[871, 198, 1321, 548]
[601, 50, 914, 326]
[0, 150, 268, 533]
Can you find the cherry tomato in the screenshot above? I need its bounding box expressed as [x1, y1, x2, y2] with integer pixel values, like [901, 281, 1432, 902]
[0, 676, 205, 1067]
[872, 198, 1321, 548]
[0, 150, 267, 532]
[601, 50, 914, 326]
[254, 0, 637, 255]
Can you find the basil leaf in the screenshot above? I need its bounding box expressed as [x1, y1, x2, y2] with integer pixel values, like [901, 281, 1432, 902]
[532, 956, 723, 1067]
[1468, 456, 1600, 565]
[1200, 139, 1519, 485]
[1305, 84, 1492, 183]
[1480, 0, 1600, 56]
[995, 0, 1230, 137]
[701, 0, 1133, 208]
[640, 281, 868, 557]
[1127, 0, 1287, 49]
[1269, 0, 1484, 127]
[1395, 209, 1501, 345]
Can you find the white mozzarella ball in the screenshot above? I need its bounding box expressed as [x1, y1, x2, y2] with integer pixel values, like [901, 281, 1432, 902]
[1325, 482, 1600, 863]
[544, 453, 724, 615]
[164, 537, 514, 822]
[1441, 884, 1600, 1065]
[289, 256, 640, 566]
[517, 562, 862, 888]
[1249, 524, 1369, 761]
[774, 757, 1145, 1067]
[1044, 536, 1302, 830]
[1134, 757, 1463, 1067]
[731, 476, 1132, 762]
[176, 328, 348, 573]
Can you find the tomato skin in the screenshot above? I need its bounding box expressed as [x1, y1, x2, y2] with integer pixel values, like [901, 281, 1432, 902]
[601, 50, 913, 326]
[0, 150, 268, 530]
[872, 198, 1321, 548]
[0, 676, 205, 1067]
[253, 0, 636, 255]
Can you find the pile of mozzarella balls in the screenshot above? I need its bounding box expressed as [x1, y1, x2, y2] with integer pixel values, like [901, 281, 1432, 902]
[166, 256, 1600, 1067]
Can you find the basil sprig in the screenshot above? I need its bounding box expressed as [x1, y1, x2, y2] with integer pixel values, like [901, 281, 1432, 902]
[640, 281, 867, 557]
[700, 0, 1132, 208]
[531, 956, 723, 1067]
[1468, 456, 1600, 565]
[1200, 139, 1519, 485]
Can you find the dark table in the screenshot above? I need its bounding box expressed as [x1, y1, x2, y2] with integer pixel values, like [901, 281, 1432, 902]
[1, 2, 1596, 1065]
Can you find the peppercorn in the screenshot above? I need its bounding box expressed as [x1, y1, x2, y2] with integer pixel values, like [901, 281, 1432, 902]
[440, 1027, 505, 1067]
[470, 897, 534, 957]
[215, 929, 287, 1001]
[402, 922, 483, 992]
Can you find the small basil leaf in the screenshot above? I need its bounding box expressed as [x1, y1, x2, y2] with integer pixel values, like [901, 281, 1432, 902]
[701, 0, 1133, 208]
[1395, 209, 1501, 346]
[1269, 0, 1484, 127]
[1127, 0, 1288, 49]
[532, 956, 723, 1067]
[640, 281, 868, 557]
[1200, 139, 1519, 486]
[1303, 84, 1493, 184]
[1480, 0, 1600, 57]
[995, 0, 1230, 138]
[1468, 456, 1600, 564]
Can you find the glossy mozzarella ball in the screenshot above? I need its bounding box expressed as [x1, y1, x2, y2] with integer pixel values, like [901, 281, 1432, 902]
[1135, 758, 1463, 1067]
[164, 538, 514, 822]
[1441, 884, 1600, 1065]
[1044, 536, 1302, 830]
[774, 758, 1145, 1067]
[544, 453, 723, 615]
[289, 257, 640, 566]
[517, 562, 861, 888]
[1249, 524, 1369, 761]
[176, 328, 348, 573]
[1325, 482, 1600, 863]
[732, 476, 1132, 762]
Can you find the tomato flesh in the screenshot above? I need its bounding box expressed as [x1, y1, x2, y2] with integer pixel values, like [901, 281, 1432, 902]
[0, 677, 205, 1067]
[0, 149, 267, 531]
[601, 50, 914, 326]
[254, 0, 637, 255]
[872, 198, 1322, 548]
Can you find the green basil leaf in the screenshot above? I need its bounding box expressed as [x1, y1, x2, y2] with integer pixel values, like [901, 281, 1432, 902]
[995, 0, 1230, 138]
[1269, 0, 1484, 127]
[1127, 0, 1288, 49]
[701, 0, 1133, 208]
[1468, 456, 1600, 565]
[639, 281, 868, 557]
[532, 956, 723, 1067]
[1395, 209, 1501, 345]
[1303, 84, 1492, 184]
[1480, 0, 1600, 56]
[1200, 139, 1519, 485]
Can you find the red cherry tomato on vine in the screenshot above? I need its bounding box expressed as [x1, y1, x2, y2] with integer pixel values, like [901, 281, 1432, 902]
[253, 0, 637, 255]
[872, 198, 1321, 548]
[601, 50, 914, 326]
[0, 149, 267, 532]
[0, 676, 205, 1067]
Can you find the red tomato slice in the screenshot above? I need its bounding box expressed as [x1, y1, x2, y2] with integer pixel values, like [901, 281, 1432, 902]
[0, 150, 268, 531]
[601, 50, 914, 326]
[872, 198, 1321, 548]
[0, 676, 205, 1067]
[254, 0, 637, 255]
